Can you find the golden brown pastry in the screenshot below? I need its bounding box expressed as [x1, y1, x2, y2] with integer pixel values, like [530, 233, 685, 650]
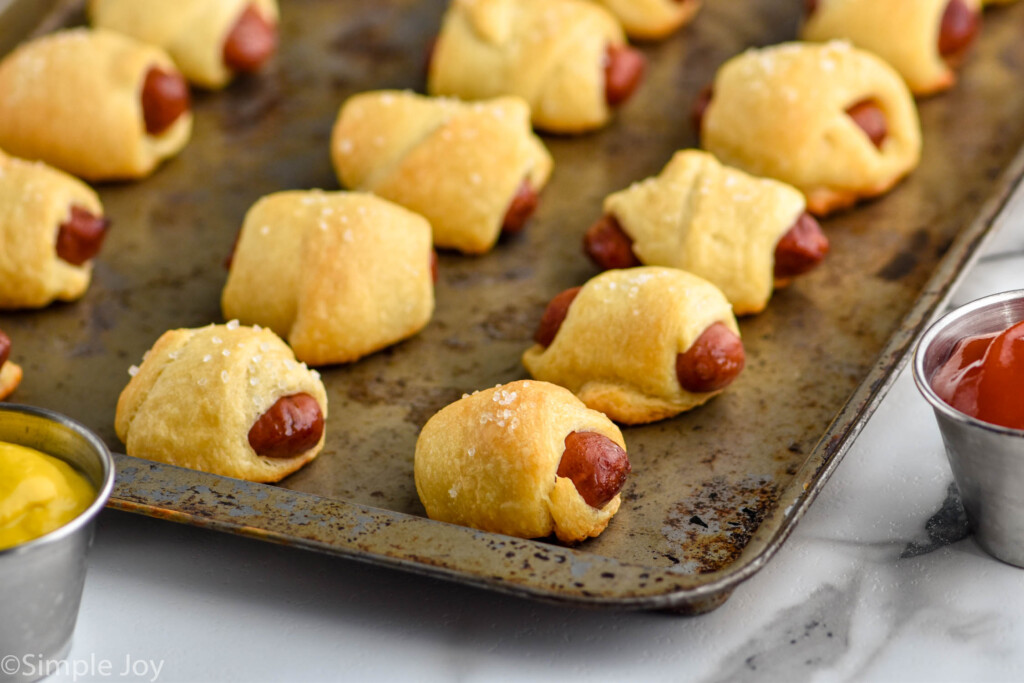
[0, 328, 21, 400]
[415, 380, 630, 543]
[591, 0, 701, 41]
[222, 190, 435, 365]
[584, 150, 828, 315]
[426, 0, 646, 134]
[0, 150, 109, 309]
[522, 267, 745, 424]
[88, 0, 279, 89]
[0, 28, 192, 182]
[801, 0, 982, 96]
[699, 41, 922, 216]
[331, 91, 553, 254]
[115, 322, 328, 483]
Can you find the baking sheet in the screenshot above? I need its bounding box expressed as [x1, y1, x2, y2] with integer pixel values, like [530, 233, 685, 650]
[3, 0, 1024, 612]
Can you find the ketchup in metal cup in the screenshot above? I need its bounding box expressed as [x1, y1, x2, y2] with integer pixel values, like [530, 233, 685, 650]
[930, 320, 1024, 430]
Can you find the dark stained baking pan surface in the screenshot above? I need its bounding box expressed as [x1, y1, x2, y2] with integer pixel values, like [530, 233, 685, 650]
[3, 0, 1024, 613]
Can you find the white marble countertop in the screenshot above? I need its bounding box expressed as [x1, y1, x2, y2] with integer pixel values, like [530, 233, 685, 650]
[41, 185, 1024, 683]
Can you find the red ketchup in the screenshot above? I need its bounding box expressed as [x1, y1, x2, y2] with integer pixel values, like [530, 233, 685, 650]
[930, 320, 1024, 430]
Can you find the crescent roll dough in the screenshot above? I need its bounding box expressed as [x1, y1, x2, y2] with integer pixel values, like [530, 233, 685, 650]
[88, 0, 279, 89]
[415, 380, 627, 543]
[591, 0, 701, 41]
[0, 29, 192, 181]
[331, 91, 552, 254]
[427, 0, 627, 133]
[222, 190, 435, 366]
[0, 340, 21, 400]
[801, 0, 982, 95]
[0, 150, 104, 309]
[523, 267, 740, 424]
[603, 150, 807, 315]
[115, 323, 328, 483]
[0, 363, 20, 400]
[701, 41, 922, 216]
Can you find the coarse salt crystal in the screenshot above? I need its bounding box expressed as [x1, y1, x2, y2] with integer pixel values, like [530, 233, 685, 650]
[630, 272, 654, 285]
[494, 390, 517, 405]
[128, 365, 139, 377]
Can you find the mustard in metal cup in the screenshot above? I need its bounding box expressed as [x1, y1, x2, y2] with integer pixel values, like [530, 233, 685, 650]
[0, 404, 114, 683]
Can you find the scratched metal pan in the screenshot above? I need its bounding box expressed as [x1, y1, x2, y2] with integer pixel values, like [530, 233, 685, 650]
[3, 0, 1024, 613]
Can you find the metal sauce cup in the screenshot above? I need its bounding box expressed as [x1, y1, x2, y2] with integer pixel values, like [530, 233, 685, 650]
[913, 289, 1024, 568]
[0, 404, 114, 682]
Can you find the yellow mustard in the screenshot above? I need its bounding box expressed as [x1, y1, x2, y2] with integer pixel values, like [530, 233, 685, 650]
[0, 442, 95, 550]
